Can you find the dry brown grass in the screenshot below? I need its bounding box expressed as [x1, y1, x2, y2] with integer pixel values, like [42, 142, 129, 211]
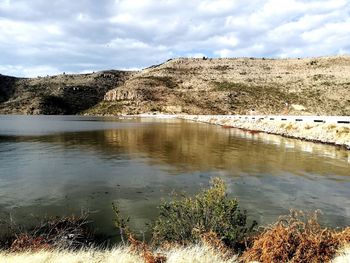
[241, 210, 350, 263]
[0, 246, 239, 263]
[1, 245, 348, 263]
[128, 234, 166, 263]
[336, 127, 350, 137]
[124, 230, 239, 263]
[283, 122, 296, 131]
[0, 248, 144, 263]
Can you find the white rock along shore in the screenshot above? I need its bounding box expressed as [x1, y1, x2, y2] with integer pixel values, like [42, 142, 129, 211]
[177, 115, 350, 150]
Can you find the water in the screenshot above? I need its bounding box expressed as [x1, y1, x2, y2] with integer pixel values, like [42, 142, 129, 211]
[0, 115, 349, 241]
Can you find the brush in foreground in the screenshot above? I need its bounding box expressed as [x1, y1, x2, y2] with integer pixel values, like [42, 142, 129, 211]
[242, 210, 350, 263]
[1, 215, 92, 252]
[151, 178, 256, 251]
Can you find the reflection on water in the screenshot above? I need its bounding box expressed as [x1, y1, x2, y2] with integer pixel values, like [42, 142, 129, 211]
[0, 115, 349, 241]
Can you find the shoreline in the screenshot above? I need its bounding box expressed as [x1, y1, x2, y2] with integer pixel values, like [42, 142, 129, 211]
[83, 112, 350, 150]
[130, 114, 350, 150]
[178, 115, 350, 150]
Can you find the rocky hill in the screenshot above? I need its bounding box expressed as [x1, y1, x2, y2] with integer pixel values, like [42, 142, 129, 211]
[95, 56, 350, 116]
[1, 56, 350, 115]
[0, 70, 133, 115]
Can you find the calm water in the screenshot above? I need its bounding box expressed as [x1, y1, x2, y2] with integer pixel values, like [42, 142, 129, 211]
[0, 115, 349, 241]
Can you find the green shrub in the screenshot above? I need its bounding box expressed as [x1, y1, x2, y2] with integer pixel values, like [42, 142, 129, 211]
[152, 178, 256, 250]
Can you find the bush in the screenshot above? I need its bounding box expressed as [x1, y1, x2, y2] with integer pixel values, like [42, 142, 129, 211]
[241, 210, 350, 263]
[152, 178, 256, 251]
[1, 215, 93, 252]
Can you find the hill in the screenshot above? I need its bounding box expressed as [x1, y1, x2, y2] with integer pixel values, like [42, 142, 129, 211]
[1, 56, 350, 115]
[98, 56, 350, 115]
[0, 70, 133, 115]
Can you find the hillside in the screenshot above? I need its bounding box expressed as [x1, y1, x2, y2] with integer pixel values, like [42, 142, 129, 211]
[0, 70, 133, 115]
[96, 56, 350, 116]
[1, 56, 350, 116]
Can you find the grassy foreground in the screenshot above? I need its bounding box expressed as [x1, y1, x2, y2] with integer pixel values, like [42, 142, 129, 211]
[0, 246, 349, 263]
[1, 178, 349, 262]
[0, 245, 238, 263]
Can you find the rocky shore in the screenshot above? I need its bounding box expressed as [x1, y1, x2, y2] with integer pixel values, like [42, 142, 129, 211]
[178, 115, 350, 150]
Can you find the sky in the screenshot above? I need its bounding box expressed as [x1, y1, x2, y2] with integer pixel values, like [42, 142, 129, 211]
[0, 0, 350, 77]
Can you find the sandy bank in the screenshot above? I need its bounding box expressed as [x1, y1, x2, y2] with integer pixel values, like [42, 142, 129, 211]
[177, 115, 350, 149]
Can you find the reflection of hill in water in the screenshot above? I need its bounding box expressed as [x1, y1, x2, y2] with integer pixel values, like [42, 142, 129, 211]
[11, 119, 347, 177]
[103, 121, 350, 177]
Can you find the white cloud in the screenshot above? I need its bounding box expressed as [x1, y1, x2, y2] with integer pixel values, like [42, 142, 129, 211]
[302, 18, 350, 43]
[0, 65, 61, 78]
[186, 52, 207, 58]
[0, 0, 349, 77]
[198, 0, 242, 15]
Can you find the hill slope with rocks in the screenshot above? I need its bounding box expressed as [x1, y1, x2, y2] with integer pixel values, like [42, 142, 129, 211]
[97, 56, 350, 116]
[1, 56, 349, 116]
[0, 70, 133, 115]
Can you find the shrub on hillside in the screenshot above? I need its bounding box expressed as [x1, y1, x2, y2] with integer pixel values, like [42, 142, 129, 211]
[152, 178, 256, 251]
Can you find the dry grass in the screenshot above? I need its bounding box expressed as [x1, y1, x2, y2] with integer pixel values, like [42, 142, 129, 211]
[0, 248, 143, 263]
[1, 245, 349, 263]
[242, 211, 350, 263]
[163, 245, 238, 263]
[332, 246, 350, 263]
[0, 245, 239, 263]
[282, 122, 296, 131]
[336, 127, 350, 137]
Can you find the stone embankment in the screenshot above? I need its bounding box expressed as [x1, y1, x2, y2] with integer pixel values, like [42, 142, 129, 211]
[179, 115, 350, 149]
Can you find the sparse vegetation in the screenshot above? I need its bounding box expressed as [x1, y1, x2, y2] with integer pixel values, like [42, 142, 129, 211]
[281, 122, 296, 131]
[336, 126, 350, 137]
[83, 101, 123, 115]
[213, 81, 301, 114]
[141, 76, 178, 89]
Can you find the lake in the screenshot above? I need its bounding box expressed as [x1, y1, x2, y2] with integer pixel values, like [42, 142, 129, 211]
[0, 115, 349, 242]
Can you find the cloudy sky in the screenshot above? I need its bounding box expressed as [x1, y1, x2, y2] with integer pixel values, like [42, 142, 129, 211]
[0, 0, 349, 77]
